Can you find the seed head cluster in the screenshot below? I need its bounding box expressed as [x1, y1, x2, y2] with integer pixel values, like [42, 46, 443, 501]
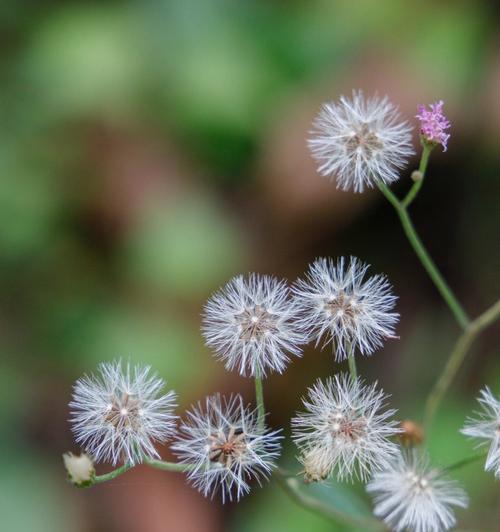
[292, 373, 401, 482]
[70, 361, 177, 465]
[172, 394, 282, 502]
[293, 256, 399, 361]
[367, 451, 468, 532]
[461, 387, 500, 478]
[308, 90, 414, 192]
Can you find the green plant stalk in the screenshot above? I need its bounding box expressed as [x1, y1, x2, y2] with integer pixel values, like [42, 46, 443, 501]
[255, 374, 266, 430]
[425, 299, 500, 427]
[347, 351, 358, 380]
[442, 452, 488, 473]
[402, 142, 432, 208]
[144, 458, 193, 473]
[88, 463, 133, 486]
[274, 471, 384, 531]
[377, 180, 469, 330]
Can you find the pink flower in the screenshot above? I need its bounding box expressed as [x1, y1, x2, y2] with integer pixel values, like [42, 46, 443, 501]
[416, 100, 451, 151]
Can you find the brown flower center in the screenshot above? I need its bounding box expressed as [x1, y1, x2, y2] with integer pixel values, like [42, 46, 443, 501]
[345, 123, 383, 157]
[208, 427, 248, 468]
[323, 290, 361, 326]
[329, 411, 367, 442]
[235, 305, 278, 341]
[104, 393, 142, 430]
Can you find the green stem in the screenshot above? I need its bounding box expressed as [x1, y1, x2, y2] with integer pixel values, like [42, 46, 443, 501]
[402, 143, 432, 208]
[275, 471, 384, 530]
[377, 180, 470, 330]
[91, 463, 133, 485]
[254, 373, 266, 430]
[424, 299, 500, 427]
[347, 348, 358, 380]
[144, 458, 193, 473]
[442, 452, 488, 474]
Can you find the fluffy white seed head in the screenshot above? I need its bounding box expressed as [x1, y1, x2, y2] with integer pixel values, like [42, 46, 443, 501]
[292, 373, 401, 482]
[172, 394, 282, 502]
[293, 257, 398, 361]
[70, 361, 177, 465]
[202, 274, 307, 377]
[461, 386, 500, 478]
[308, 90, 414, 192]
[367, 451, 468, 532]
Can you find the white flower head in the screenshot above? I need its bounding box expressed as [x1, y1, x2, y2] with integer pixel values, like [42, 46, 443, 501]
[367, 451, 468, 532]
[308, 90, 414, 192]
[172, 394, 282, 502]
[293, 256, 398, 361]
[461, 386, 500, 478]
[292, 373, 401, 482]
[70, 361, 177, 465]
[63, 452, 95, 486]
[202, 274, 306, 377]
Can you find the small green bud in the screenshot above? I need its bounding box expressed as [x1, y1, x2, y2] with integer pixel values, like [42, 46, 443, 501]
[63, 452, 95, 487]
[411, 170, 423, 182]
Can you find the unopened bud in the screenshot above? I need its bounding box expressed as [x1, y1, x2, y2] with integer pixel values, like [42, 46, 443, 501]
[301, 447, 330, 483]
[399, 419, 424, 447]
[63, 452, 95, 487]
[411, 170, 423, 182]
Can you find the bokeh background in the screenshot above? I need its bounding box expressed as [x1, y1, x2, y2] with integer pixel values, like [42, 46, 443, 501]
[1, 0, 499, 530]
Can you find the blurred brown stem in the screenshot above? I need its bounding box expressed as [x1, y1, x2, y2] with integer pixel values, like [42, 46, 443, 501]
[424, 299, 500, 428]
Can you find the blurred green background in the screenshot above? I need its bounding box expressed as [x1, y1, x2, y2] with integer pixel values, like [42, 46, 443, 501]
[1, 0, 499, 530]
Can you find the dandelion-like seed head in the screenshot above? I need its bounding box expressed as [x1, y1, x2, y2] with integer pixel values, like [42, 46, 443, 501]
[202, 274, 306, 377]
[416, 100, 451, 152]
[293, 256, 398, 361]
[461, 386, 500, 478]
[172, 394, 282, 502]
[70, 361, 177, 465]
[292, 374, 401, 482]
[367, 451, 468, 532]
[308, 90, 414, 192]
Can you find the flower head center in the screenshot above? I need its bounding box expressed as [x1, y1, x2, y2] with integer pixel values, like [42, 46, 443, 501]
[323, 290, 361, 325]
[345, 123, 383, 157]
[235, 304, 278, 341]
[104, 393, 142, 430]
[329, 411, 367, 441]
[209, 427, 247, 467]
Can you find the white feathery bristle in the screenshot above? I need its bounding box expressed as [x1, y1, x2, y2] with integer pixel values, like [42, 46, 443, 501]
[293, 256, 398, 361]
[292, 373, 401, 482]
[70, 361, 177, 465]
[367, 450, 468, 532]
[172, 394, 282, 502]
[308, 90, 414, 192]
[461, 386, 500, 479]
[202, 274, 307, 377]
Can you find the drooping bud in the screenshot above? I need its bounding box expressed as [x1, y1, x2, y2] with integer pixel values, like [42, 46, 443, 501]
[300, 446, 331, 483]
[63, 452, 95, 487]
[399, 419, 424, 447]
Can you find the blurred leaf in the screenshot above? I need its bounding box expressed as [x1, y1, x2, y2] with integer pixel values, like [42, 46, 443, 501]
[124, 195, 246, 297]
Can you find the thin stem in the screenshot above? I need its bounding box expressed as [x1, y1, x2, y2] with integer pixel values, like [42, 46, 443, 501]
[254, 373, 266, 430]
[347, 344, 358, 380]
[402, 143, 432, 208]
[442, 452, 488, 474]
[274, 471, 384, 531]
[425, 299, 500, 427]
[377, 180, 470, 330]
[91, 463, 133, 485]
[144, 457, 193, 473]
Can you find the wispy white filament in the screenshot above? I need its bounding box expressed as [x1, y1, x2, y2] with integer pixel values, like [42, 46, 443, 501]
[70, 361, 177, 465]
[292, 373, 400, 482]
[172, 394, 282, 502]
[293, 256, 398, 361]
[308, 90, 414, 192]
[461, 386, 500, 478]
[367, 451, 468, 532]
[202, 274, 306, 377]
